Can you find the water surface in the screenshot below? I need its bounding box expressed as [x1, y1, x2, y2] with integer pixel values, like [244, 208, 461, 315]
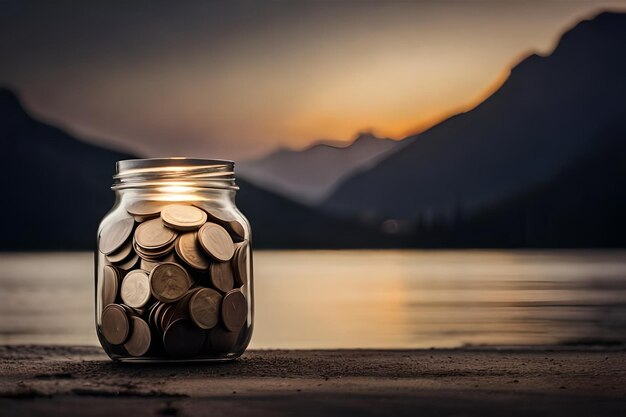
[1, 250, 625, 348]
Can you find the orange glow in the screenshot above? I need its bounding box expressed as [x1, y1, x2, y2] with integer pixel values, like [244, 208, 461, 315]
[7, 3, 626, 159]
[399, 67, 511, 137]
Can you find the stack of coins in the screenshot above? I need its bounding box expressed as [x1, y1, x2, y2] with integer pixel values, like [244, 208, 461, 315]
[98, 201, 250, 358]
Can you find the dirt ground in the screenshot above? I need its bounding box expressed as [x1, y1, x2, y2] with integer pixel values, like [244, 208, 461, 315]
[1, 345, 625, 416]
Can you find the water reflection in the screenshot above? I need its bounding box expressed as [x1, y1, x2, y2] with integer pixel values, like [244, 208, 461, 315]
[1, 250, 625, 348]
[253, 250, 626, 348]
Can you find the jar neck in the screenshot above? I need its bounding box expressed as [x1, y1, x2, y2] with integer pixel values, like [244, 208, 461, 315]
[112, 158, 238, 192]
[115, 187, 237, 208]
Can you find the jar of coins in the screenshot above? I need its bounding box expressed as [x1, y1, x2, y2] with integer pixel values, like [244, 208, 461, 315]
[95, 158, 253, 362]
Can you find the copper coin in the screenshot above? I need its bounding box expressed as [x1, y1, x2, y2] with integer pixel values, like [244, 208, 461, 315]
[151, 303, 166, 330]
[98, 217, 135, 255]
[193, 202, 245, 241]
[225, 219, 246, 242]
[101, 304, 129, 345]
[127, 201, 166, 217]
[198, 223, 234, 262]
[193, 201, 237, 223]
[160, 304, 176, 332]
[139, 251, 177, 274]
[134, 214, 159, 223]
[140, 258, 159, 271]
[161, 204, 207, 231]
[105, 238, 134, 264]
[124, 316, 152, 357]
[121, 270, 151, 308]
[116, 253, 139, 271]
[175, 232, 210, 270]
[134, 238, 175, 259]
[221, 289, 248, 331]
[232, 241, 249, 286]
[149, 263, 192, 302]
[163, 318, 206, 357]
[207, 325, 240, 353]
[135, 218, 177, 250]
[189, 288, 222, 330]
[209, 261, 234, 293]
[102, 265, 119, 307]
[165, 289, 199, 330]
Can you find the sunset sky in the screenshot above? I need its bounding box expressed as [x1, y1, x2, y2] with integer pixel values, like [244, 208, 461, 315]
[1, 0, 625, 160]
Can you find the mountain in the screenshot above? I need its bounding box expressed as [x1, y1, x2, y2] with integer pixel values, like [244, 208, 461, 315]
[0, 88, 390, 250]
[323, 12, 626, 221]
[407, 119, 626, 247]
[235, 178, 396, 249]
[0, 88, 135, 250]
[238, 132, 404, 204]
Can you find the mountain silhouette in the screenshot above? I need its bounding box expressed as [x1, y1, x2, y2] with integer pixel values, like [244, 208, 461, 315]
[238, 132, 404, 204]
[408, 119, 626, 247]
[323, 12, 626, 222]
[0, 88, 390, 250]
[0, 88, 135, 249]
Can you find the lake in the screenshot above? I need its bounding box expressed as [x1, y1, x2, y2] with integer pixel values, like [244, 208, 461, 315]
[1, 250, 625, 348]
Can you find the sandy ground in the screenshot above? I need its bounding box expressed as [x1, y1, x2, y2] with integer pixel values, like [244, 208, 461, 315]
[1, 346, 625, 416]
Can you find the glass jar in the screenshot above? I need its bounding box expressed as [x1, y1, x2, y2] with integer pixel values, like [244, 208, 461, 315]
[95, 158, 253, 362]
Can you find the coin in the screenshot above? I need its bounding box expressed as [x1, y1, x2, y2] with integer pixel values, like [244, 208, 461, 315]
[151, 303, 166, 329]
[198, 223, 234, 262]
[106, 238, 134, 264]
[175, 232, 210, 270]
[193, 202, 246, 241]
[161, 204, 208, 231]
[209, 261, 234, 293]
[189, 288, 222, 330]
[134, 214, 159, 223]
[147, 303, 158, 327]
[164, 289, 198, 330]
[221, 289, 248, 331]
[124, 316, 152, 357]
[98, 217, 135, 255]
[163, 318, 206, 357]
[207, 325, 240, 353]
[121, 269, 151, 308]
[116, 253, 139, 271]
[134, 238, 176, 259]
[161, 252, 177, 263]
[226, 219, 246, 242]
[102, 265, 119, 307]
[140, 258, 159, 271]
[101, 304, 129, 345]
[160, 304, 175, 332]
[149, 262, 192, 302]
[135, 218, 178, 250]
[127, 201, 165, 217]
[119, 303, 135, 316]
[232, 242, 248, 286]
[193, 201, 237, 223]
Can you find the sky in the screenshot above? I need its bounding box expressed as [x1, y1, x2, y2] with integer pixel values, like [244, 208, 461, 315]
[1, 0, 626, 160]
